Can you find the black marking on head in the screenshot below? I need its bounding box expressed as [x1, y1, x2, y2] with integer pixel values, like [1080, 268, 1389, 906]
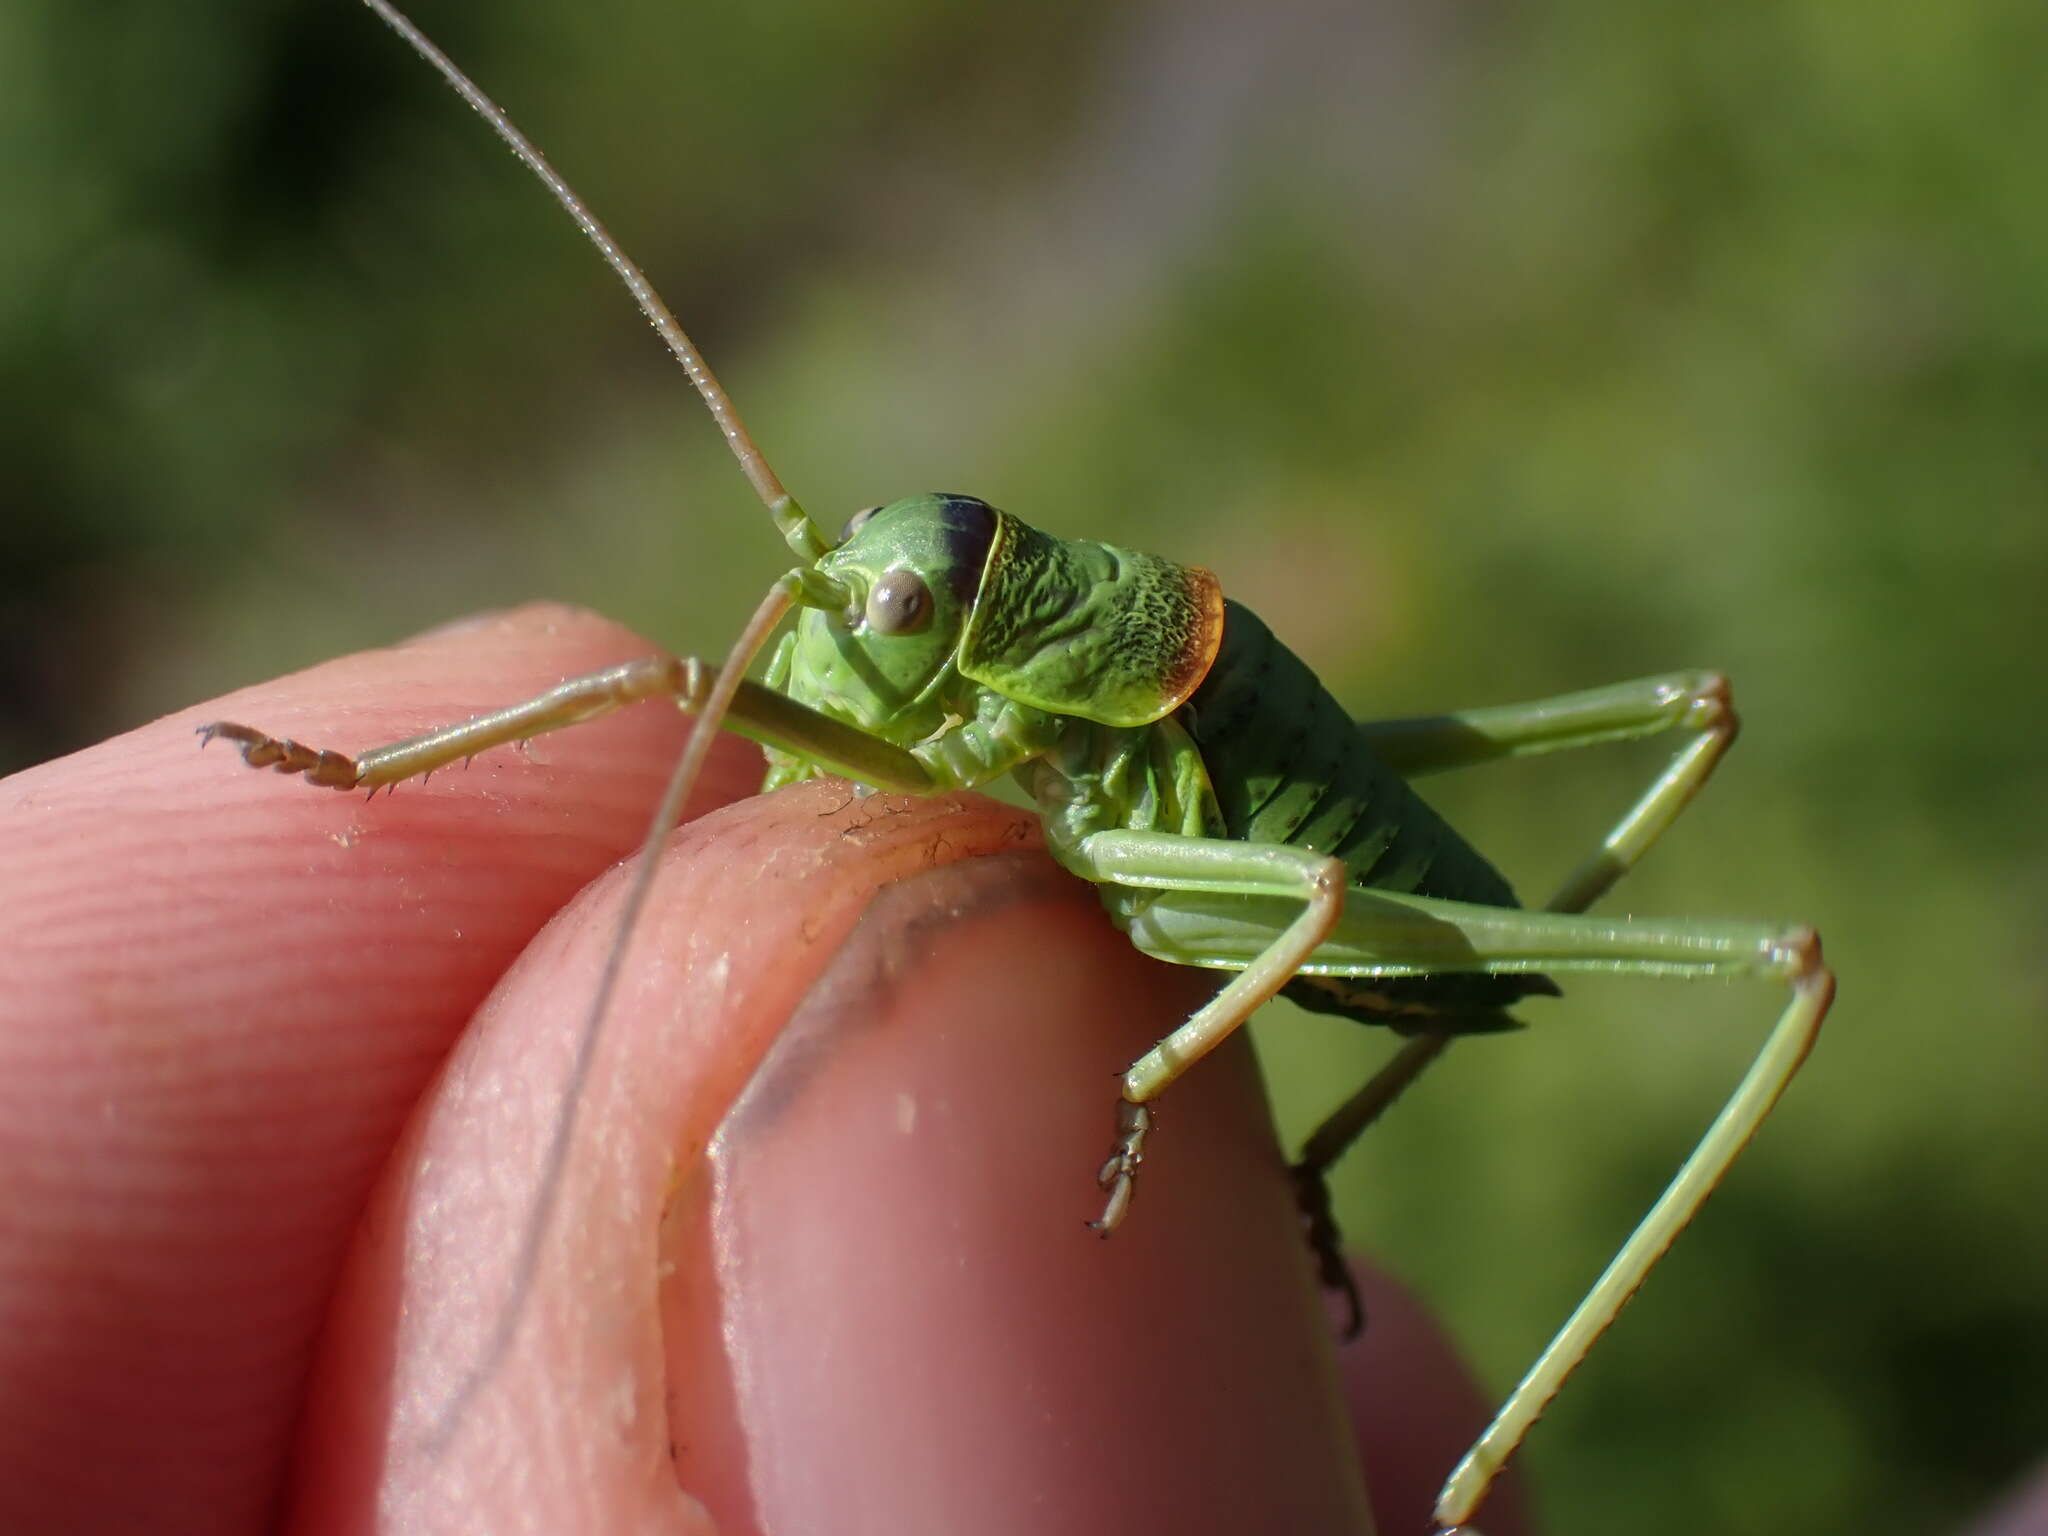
[932, 495, 997, 606]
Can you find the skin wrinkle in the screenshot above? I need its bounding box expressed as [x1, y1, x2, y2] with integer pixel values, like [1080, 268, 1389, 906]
[712, 850, 1087, 1154]
[679, 853, 1077, 1530]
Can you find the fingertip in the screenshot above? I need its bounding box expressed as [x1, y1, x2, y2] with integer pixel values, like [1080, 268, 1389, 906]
[682, 840, 1367, 1536]
[302, 784, 1375, 1534]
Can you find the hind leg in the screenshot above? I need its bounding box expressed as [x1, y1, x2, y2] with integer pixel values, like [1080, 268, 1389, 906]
[1296, 672, 1739, 1330]
[1126, 875, 1834, 1534]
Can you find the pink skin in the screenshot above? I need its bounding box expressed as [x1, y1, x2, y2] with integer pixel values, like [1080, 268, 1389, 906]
[0, 603, 1534, 1536]
[1971, 1464, 2048, 1536]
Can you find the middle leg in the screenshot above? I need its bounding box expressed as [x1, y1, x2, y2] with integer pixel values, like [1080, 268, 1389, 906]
[1050, 828, 1349, 1232]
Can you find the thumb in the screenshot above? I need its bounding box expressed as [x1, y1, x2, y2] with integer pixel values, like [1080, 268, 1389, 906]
[287, 783, 1376, 1534]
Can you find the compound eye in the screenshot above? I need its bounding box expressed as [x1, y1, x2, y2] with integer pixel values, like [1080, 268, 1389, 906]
[839, 506, 882, 544]
[864, 568, 932, 635]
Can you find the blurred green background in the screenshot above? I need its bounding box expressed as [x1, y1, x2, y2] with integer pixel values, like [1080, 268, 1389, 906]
[6, 1, 2045, 1530]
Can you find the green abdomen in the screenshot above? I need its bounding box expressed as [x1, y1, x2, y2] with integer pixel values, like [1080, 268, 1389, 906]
[1181, 600, 1555, 1031]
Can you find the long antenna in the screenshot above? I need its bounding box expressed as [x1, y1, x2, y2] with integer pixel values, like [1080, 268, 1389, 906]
[430, 580, 800, 1447]
[352, 0, 849, 1441]
[359, 0, 832, 560]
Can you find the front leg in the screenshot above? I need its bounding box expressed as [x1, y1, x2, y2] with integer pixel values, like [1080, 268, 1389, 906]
[200, 655, 934, 794]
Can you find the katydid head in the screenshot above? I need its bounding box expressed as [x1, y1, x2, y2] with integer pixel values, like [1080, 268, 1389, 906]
[780, 492, 1228, 752]
[787, 493, 999, 739]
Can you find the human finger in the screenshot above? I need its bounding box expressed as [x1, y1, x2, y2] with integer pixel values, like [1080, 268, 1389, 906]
[288, 782, 1378, 1535]
[0, 603, 757, 1533]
